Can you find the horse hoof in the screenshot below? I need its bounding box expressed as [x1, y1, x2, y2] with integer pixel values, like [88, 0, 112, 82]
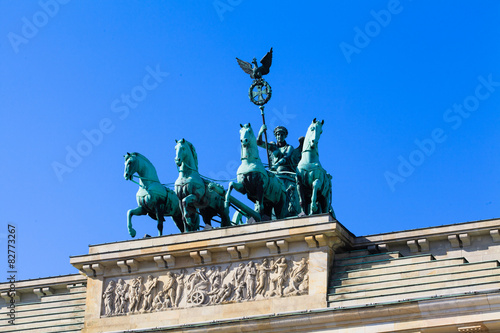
[298, 212, 307, 217]
[203, 225, 213, 231]
[144, 234, 152, 238]
[129, 229, 137, 238]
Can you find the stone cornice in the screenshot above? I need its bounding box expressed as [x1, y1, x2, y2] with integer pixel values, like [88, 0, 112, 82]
[355, 218, 500, 249]
[70, 214, 352, 272]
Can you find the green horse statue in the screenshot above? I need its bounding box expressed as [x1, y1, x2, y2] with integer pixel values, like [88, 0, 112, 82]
[296, 119, 335, 217]
[174, 139, 231, 231]
[225, 123, 287, 221]
[124, 153, 184, 237]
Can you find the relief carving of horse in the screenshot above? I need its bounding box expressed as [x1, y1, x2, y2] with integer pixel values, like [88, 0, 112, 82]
[174, 139, 231, 231]
[225, 123, 287, 221]
[124, 152, 184, 237]
[296, 119, 335, 217]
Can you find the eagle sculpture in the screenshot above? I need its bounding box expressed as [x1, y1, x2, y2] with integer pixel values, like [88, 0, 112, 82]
[236, 47, 273, 79]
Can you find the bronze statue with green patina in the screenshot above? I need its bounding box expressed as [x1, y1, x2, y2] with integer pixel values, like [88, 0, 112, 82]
[124, 152, 184, 237]
[174, 139, 231, 231]
[257, 125, 302, 216]
[296, 119, 336, 217]
[225, 123, 287, 221]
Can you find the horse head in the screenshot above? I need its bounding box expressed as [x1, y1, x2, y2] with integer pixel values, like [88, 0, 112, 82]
[124, 152, 137, 180]
[175, 139, 198, 171]
[239, 123, 255, 148]
[304, 118, 324, 152]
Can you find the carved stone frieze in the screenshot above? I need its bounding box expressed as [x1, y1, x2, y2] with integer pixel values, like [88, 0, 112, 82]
[101, 256, 309, 316]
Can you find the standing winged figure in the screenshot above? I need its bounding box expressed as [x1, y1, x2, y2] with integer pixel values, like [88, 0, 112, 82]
[236, 47, 273, 79]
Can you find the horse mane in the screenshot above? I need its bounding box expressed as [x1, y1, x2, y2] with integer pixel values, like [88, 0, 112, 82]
[303, 124, 314, 152]
[130, 152, 150, 164]
[126, 152, 159, 180]
[183, 140, 199, 171]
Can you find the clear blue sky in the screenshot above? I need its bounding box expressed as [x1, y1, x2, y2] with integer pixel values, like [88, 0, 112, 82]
[1, 1, 499, 281]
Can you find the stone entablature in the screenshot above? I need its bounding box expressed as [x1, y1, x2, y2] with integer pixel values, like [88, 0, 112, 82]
[70, 214, 350, 333]
[0, 274, 87, 333]
[356, 218, 500, 253]
[4, 216, 500, 332]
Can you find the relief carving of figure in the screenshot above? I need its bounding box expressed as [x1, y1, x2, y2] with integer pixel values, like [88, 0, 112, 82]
[209, 282, 233, 304]
[104, 256, 309, 316]
[114, 279, 128, 314]
[175, 269, 186, 307]
[128, 276, 143, 313]
[255, 258, 272, 297]
[245, 261, 257, 300]
[210, 265, 231, 291]
[152, 290, 165, 311]
[233, 263, 247, 300]
[234, 281, 246, 301]
[102, 280, 115, 316]
[162, 271, 177, 308]
[270, 257, 288, 297]
[299, 275, 309, 294]
[187, 267, 210, 304]
[141, 275, 158, 312]
[290, 258, 308, 292]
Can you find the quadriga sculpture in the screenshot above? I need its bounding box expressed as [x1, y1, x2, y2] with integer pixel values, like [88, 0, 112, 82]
[174, 139, 231, 231]
[225, 123, 287, 221]
[296, 119, 336, 217]
[124, 152, 184, 237]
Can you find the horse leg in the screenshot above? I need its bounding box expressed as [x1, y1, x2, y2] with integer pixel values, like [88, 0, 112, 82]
[255, 176, 268, 221]
[220, 202, 231, 227]
[182, 194, 199, 232]
[225, 181, 246, 209]
[127, 206, 146, 238]
[173, 210, 185, 233]
[274, 192, 288, 220]
[310, 179, 320, 215]
[155, 205, 165, 236]
[296, 174, 307, 216]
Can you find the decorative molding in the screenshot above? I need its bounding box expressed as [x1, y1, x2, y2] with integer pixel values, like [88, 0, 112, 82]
[459, 233, 471, 247]
[490, 229, 500, 242]
[154, 256, 166, 269]
[190, 251, 202, 264]
[236, 245, 249, 258]
[407, 240, 418, 253]
[164, 255, 175, 268]
[126, 260, 138, 272]
[407, 239, 429, 253]
[304, 236, 317, 248]
[117, 260, 137, 273]
[418, 238, 429, 251]
[448, 235, 460, 248]
[276, 240, 288, 253]
[227, 246, 239, 259]
[0, 291, 19, 302]
[200, 250, 212, 264]
[457, 324, 488, 332]
[266, 241, 279, 254]
[117, 261, 129, 273]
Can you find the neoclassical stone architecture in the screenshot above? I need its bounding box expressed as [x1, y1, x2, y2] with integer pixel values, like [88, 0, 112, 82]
[2, 214, 500, 332]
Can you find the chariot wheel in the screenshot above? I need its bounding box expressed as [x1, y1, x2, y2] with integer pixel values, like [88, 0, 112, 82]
[191, 290, 205, 305]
